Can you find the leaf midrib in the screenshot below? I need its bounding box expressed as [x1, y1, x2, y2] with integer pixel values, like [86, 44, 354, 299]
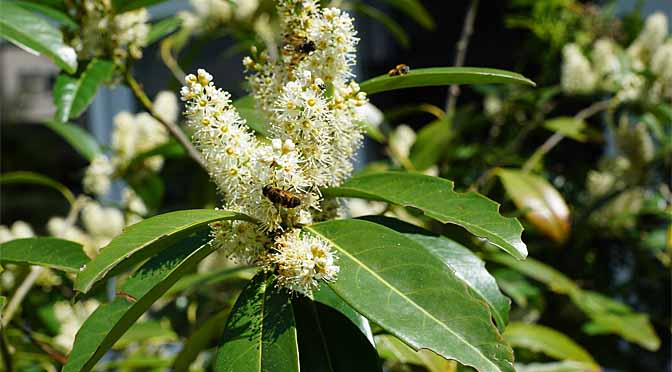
[309, 227, 502, 372]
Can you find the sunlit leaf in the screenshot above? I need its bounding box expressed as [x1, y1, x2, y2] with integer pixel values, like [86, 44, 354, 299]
[496, 168, 570, 243]
[582, 313, 660, 351]
[45, 121, 102, 161]
[323, 172, 527, 259]
[0, 237, 88, 273]
[0, 171, 76, 206]
[376, 335, 456, 372]
[13, 0, 78, 29]
[0, 2, 77, 73]
[543, 117, 589, 142]
[147, 16, 182, 45]
[75, 209, 251, 293]
[214, 272, 300, 372]
[54, 59, 116, 123]
[360, 67, 535, 95]
[307, 219, 515, 372]
[64, 232, 213, 372]
[112, 0, 169, 12]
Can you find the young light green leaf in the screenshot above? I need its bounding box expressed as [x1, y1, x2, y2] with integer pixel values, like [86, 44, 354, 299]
[323, 171, 527, 259]
[13, 1, 78, 29]
[406, 234, 511, 331]
[147, 16, 182, 45]
[293, 298, 382, 372]
[0, 171, 76, 206]
[0, 237, 88, 273]
[582, 313, 660, 351]
[504, 322, 599, 369]
[215, 272, 300, 372]
[543, 117, 589, 142]
[360, 67, 535, 95]
[313, 284, 374, 344]
[496, 168, 571, 243]
[516, 361, 601, 372]
[172, 308, 231, 372]
[380, 0, 435, 29]
[0, 2, 77, 73]
[376, 335, 455, 372]
[307, 219, 515, 372]
[75, 209, 251, 293]
[63, 232, 213, 372]
[233, 96, 270, 136]
[487, 254, 579, 295]
[45, 121, 102, 161]
[54, 59, 116, 123]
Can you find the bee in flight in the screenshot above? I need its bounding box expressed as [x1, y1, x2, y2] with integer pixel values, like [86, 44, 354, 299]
[263, 185, 302, 208]
[388, 63, 410, 76]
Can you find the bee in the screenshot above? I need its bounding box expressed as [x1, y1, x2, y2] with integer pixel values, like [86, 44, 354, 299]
[388, 63, 410, 76]
[263, 185, 302, 208]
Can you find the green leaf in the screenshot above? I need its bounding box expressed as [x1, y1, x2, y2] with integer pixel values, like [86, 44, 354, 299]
[492, 268, 540, 308]
[376, 334, 455, 372]
[543, 117, 588, 142]
[360, 67, 535, 95]
[75, 209, 251, 294]
[0, 171, 76, 206]
[12, 0, 78, 29]
[293, 298, 382, 372]
[380, 0, 435, 29]
[496, 169, 570, 243]
[172, 308, 231, 372]
[516, 361, 601, 372]
[233, 96, 270, 136]
[54, 59, 115, 123]
[147, 16, 182, 45]
[306, 219, 515, 372]
[0, 2, 77, 73]
[112, 0, 168, 12]
[214, 272, 300, 372]
[487, 254, 579, 295]
[353, 3, 410, 48]
[312, 284, 374, 344]
[63, 232, 213, 372]
[323, 171, 527, 259]
[166, 265, 255, 297]
[504, 322, 599, 369]
[115, 320, 177, 347]
[127, 173, 164, 213]
[0, 237, 88, 273]
[582, 313, 660, 351]
[45, 121, 102, 161]
[406, 234, 510, 331]
[126, 140, 186, 171]
[409, 115, 452, 170]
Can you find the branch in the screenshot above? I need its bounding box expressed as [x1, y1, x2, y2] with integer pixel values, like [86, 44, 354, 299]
[124, 71, 208, 172]
[445, 0, 479, 114]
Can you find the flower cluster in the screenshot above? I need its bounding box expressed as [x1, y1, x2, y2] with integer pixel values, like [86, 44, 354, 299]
[179, 0, 259, 33]
[53, 300, 100, 351]
[560, 12, 671, 102]
[83, 92, 175, 197]
[66, 0, 149, 67]
[180, 1, 367, 295]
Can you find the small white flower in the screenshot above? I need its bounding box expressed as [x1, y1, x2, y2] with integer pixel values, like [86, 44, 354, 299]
[561, 44, 597, 94]
[83, 155, 114, 196]
[389, 125, 416, 161]
[53, 300, 100, 351]
[81, 200, 125, 239]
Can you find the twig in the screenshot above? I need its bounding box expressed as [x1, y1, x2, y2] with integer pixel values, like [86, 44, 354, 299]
[522, 99, 614, 172]
[14, 321, 68, 365]
[0, 323, 13, 372]
[125, 71, 208, 172]
[445, 0, 479, 114]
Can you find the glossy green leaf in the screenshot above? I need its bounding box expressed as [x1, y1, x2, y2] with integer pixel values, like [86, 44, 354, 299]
[380, 0, 435, 29]
[75, 209, 251, 293]
[496, 168, 570, 243]
[306, 219, 515, 372]
[167, 265, 255, 297]
[582, 313, 660, 351]
[504, 322, 598, 369]
[360, 67, 535, 95]
[543, 117, 588, 142]
[233, 96, 270, 136]
[354, 3, 410, 48]
[376, 335, 455, 372]
[63, 232, 212, 372]
[406, 234, 510, 331]
[13, 1, 78, 29]
[0, 237, 88, 273]
[492, 268, 540, 307]
[215, 272, 300, 372]
[54, 59, 115, 123]
[45, 121, 102, 161]
[0, 171, 75, 205]
[172, 308, 231, 372]
[409, 115, 452, 170]
[293, 298, 382, 372]
[323, 171, 527, 259]
[487, 254, 579, 295]
[112, 0, 168, 12]
[0, 2, 77, 73]
[313, 284, 374, 344]
[147, 16, 182, 45]
[516, 361, 600, 372]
